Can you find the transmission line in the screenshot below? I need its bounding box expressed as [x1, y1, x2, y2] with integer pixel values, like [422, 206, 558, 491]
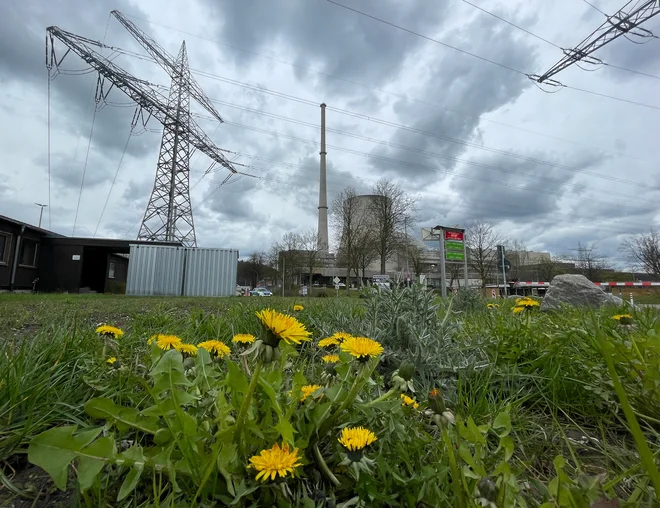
[113, 22, 658, 164]
[325, 0, 660, 110]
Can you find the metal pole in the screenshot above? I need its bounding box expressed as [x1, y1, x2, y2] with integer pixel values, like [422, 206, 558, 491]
[501, 247, 508, 297]
[282, 255, 285, 297]
[463, 232, 468, 289]
[439, 230, 447, 297]
[404, 216, 410, 286]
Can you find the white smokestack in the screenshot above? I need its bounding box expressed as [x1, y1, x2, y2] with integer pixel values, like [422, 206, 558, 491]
[317, 103, 329, 253]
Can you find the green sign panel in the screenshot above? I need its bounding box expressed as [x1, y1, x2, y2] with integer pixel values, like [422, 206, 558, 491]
[445, 251, 465, 261]
[445, 240, 464, 252]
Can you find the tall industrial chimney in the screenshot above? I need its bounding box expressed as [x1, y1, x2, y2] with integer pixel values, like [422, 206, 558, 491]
[317, 103, 329, 253]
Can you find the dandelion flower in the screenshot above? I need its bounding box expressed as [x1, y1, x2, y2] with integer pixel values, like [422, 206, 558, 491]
[318, 337, 341, 348]
[197, 340, 231, 358]
[232, 333, 256, 344]
[322, 354, 340, 364]
[156, 335, 183, 350]
[147, 334, 159, 345]
[175, 343, 198, 356]
[300, 384, 323, 402]
[401, 393, 419, 409]
[248, 443, 302, 482]
[516, 298, 539, 308]
[293, 304, 304, 312]
[95, 325, 124, 339]
[487, 303, 499, 309]
[338, 426, 378, 451]
[331, 331, 353, 342]
[256, 309, 311, 346]
[340, 336, 384, 361]
[106, 357, 117, 365]
[612, 314, 633, 321]
[512, 306, 525, 314]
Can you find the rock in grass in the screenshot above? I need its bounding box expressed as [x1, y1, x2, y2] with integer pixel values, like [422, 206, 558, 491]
[541, 274, 623, 311]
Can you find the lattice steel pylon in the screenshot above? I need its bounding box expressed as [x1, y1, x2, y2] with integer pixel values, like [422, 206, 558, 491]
[46, 12, 253, 248]
[138, 42, 196, 246]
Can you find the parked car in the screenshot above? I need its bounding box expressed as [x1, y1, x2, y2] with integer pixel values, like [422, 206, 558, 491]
[250, 287, 273, 297]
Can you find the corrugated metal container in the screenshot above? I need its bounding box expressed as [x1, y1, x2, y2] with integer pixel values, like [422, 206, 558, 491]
[126, 244, 238, 297]
[183, 248, 238, 297]
[126, 245, 185, 296]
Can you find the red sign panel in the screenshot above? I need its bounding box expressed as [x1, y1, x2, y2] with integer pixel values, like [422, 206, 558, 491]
[444, 230, 464, 241]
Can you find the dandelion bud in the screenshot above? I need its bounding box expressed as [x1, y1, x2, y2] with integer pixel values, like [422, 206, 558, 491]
[441, 410, 455, 426]
[428, 387, 446, 415]
[477, 477, 498, 503]
[398, 360, 415, 381]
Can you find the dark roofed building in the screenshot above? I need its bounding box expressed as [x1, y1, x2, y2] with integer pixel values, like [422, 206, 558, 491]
[0, 214, 180, 293]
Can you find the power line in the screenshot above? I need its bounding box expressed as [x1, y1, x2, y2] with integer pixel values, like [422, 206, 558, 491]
[462, 0, 561, 49]
[186, 80, 658, 191]
[463, 0, 660, 81]
[213, 118, 654, 214]
[72, 98, 99, 237]
[325, 0, 660, 110]
[581, 0, 609, 17]
[94, 129, 132, 237]
[116, 19, 658, 164]
[193, 102, 660, 200]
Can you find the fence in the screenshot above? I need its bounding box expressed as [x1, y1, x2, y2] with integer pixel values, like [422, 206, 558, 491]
[126, 244, 238, 297]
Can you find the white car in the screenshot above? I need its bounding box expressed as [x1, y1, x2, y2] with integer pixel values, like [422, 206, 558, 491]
[250, 287, 273, 297]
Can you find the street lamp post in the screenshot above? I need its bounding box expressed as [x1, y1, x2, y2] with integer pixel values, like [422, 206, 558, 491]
[35, 203, 48, 228]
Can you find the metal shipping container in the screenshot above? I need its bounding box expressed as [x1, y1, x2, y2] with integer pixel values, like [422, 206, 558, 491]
[183, 248, 238, 297]
[126, 245, 238, 297]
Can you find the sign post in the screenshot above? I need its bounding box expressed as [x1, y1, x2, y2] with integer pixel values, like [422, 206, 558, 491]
[333, 276, 340, 298]
[422, 226, 467, 297]
[497, 245, 508, 297]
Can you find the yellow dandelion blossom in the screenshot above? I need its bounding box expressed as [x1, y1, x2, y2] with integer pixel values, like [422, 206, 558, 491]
[318, 337, 341, 348]
[95, 325, 124, 339]
[293, 304, 304, 311]
[175, 343, 198, 356]
[512, 306, 525, 314]
[338, 427, 378, 451]
[340, 336, 384, 361]
[232, 333, 256, 344]
[322, 354, 340, 364]
[331, 331, 353, 342]
[147, 334, 159, 345]
[106, 357, 117, 365]
[401, 393, 419, 409]
[155, 335, 182, 350]
[248, 443, 302, 482]
[612, 314, 633, 321]
[516, 298, 539, 308]
[487, 303, 499, 309]
[300, 384, 323, 402]
[256, 309, 311, 346]
[197, 340, 231, 358]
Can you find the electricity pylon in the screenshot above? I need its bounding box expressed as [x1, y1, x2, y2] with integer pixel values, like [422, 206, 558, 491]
[533, 0, 659, 84]
[47, 12, 243, 246]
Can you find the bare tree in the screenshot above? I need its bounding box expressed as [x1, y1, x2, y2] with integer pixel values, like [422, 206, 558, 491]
[465, 219, 502, 288]
[535, 256, 563, 282]
[623, 229, 660, 278]
[448, 262, 464, 289]
[297, 229, 326, 296]
[566, 242, 610, 281]
[369, 179, 417, 274]
[405, 241, 427, 282]
[273, 232, 304, 290]
[504, 239, 529, 281]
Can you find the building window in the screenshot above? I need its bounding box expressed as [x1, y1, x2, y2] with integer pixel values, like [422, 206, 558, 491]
[19, 239, 38, 267]
[108, 261, 116, 279]
[0, 233, 11, 265]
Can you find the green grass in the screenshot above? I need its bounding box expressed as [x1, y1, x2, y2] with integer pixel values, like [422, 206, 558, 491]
[1, 291, 659, 506]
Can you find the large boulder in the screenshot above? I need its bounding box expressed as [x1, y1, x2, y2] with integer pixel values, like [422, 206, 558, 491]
[541, 274, 623, 311]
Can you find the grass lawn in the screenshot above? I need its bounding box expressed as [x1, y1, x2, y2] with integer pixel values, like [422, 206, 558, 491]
[1, 290, 659, 506]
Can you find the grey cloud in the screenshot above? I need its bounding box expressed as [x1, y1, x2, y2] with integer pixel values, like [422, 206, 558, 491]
[366, 13, 538, 185]
[201, 0, 449, 99]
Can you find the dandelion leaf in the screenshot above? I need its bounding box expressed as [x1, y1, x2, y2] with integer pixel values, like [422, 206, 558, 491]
[27, 426, 107, 491]
[85, 398, 159, 434]
[117, 446, 145, 501]
[78, 436, 115, 490]
[226, 361, 249, 394]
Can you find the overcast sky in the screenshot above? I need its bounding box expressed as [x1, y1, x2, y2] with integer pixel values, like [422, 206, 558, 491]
[1, 0, 658, 266]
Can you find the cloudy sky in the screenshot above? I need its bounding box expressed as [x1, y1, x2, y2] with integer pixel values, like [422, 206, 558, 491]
[1, 0, 658, 266]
